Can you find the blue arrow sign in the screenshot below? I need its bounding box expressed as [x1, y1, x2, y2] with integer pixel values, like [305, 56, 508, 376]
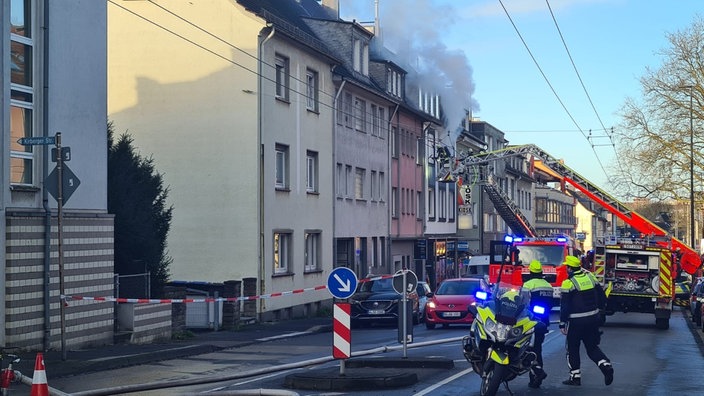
[327, 267, 358, 299]
[17, 136, 56, 145]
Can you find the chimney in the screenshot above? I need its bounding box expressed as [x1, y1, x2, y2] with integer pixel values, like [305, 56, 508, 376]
[321, 0, 340, 19]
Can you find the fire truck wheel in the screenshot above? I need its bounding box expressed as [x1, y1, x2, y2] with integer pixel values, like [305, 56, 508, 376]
[655, 318, 669, 330]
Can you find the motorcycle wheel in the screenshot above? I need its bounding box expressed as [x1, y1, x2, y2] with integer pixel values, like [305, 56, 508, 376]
[480, 363, 506, 396]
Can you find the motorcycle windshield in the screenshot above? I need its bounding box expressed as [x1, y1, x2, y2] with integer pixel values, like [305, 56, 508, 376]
[493, 282, 531, 322]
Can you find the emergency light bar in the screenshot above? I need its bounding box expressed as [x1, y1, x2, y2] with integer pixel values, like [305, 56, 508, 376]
[503, 234, 570, 244]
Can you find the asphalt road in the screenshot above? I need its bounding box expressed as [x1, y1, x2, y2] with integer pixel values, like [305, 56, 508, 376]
[40, 308, 704, 395]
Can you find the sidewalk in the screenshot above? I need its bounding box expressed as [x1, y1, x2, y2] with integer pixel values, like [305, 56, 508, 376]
[16, 317, 334, 381]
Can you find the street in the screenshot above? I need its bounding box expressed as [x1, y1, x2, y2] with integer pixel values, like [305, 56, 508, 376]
[43, 308, 704, 395]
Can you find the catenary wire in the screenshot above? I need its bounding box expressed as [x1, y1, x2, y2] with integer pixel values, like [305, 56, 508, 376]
[498, 0, 609, 179]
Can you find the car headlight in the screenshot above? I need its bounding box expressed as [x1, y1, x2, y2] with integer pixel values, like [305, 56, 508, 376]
[427, 301, 436, 309]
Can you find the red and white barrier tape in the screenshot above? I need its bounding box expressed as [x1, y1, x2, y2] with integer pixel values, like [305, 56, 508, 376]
[61, 274, 395, 304]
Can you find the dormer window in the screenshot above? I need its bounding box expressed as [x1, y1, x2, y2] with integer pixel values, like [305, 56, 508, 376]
[353, 37, 368, 76]
[387, 68, 403, 98]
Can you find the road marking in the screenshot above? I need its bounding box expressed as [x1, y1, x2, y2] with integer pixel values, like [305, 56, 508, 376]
[412, 367, 474, 396]
[256, 331, 311, 342]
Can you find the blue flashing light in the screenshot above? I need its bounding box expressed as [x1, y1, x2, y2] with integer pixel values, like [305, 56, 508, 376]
[475, 290, 488, 301]
[556, 236, 568, 243]
[503, 235, 514, 243]
[513, 236, 524, 243]
[532, 305, 546, 315]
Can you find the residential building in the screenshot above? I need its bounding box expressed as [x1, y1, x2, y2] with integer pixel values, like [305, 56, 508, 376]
[304, 11, 395, 280]
[367, 53, 431, 281]
[3, 0, 113, 350]
[109, 0, 337, 320]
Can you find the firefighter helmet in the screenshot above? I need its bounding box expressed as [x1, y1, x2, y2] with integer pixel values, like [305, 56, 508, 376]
[529, 260, 543, 273]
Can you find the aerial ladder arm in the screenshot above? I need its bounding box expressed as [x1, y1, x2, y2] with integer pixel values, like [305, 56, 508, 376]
[456, 144, 702, 275]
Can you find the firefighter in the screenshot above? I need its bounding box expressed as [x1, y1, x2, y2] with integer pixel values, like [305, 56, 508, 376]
[559, 255, 614, 386]
[523, 260, 553, 388]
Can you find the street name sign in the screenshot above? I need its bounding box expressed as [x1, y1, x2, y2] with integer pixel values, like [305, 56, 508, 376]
[17, 136, 56, 145]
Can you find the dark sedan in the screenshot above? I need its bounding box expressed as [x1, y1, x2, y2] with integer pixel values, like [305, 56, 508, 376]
[350, 276, 419, 327]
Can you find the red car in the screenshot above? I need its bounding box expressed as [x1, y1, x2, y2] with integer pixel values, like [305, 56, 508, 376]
[425, 277, 490, 329]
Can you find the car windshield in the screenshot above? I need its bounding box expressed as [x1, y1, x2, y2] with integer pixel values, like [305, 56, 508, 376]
[516, 245, 564, 266]
[436, 280, 482, 296]
[358, 278, 394, 293]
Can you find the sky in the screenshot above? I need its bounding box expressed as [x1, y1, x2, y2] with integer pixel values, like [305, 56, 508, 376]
[339, 0, 704, 192]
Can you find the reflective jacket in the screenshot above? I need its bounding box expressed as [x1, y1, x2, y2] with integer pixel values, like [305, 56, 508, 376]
[524, 276, 553, 325]
[559, 269, 606, 324]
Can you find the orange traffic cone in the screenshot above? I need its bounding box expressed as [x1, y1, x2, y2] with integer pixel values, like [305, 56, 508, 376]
[30, 353, 49, 396]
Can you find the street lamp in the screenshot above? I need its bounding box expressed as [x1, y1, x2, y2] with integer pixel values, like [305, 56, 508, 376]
[687, 85, 695, 247]
[690, 89, 695, 247]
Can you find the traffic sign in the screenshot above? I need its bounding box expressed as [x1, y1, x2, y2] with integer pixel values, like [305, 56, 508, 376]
[45, 164, 81, 204]
[17, 136, 56, 146]
[393, 270, 418, 295]
[332, 303, 351, 359]
[51, 147, 71, 162]
[327, 267, 358, 299]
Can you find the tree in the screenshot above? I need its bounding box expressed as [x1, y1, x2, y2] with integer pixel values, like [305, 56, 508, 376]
[613, 16, 704, 204]
[108, 121, 173, 297]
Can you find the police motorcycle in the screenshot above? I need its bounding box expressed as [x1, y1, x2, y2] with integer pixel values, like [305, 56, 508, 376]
[463, 280, 545, 396]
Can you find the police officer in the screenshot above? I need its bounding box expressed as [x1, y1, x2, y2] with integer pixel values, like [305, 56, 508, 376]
[523, 260, 553, 388]
[559, 255, 614, 386]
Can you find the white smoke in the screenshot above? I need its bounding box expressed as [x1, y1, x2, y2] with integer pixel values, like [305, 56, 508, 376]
[341, 0, 478, 144]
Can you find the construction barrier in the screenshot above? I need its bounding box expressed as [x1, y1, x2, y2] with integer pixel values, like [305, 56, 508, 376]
[63, 274, 396, 304]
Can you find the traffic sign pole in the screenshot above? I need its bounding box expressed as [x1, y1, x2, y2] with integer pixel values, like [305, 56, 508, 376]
[56, 132, 67, 361]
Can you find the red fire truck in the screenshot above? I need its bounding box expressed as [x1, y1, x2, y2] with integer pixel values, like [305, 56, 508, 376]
[489, 235, 573, 301]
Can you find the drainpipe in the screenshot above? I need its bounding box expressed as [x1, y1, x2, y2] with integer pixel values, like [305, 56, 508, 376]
[388, 104, 398, 273]
[41, 0, 51, 352]
[331, 73, 345, 269]
[257, 25, 275, 320]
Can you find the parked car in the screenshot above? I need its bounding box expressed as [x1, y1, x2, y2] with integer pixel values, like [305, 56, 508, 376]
[425, 277, 490, 329]
[350, 276, 419, 327]
[691, 278, 704, 326]
[416, 281, 432, 322]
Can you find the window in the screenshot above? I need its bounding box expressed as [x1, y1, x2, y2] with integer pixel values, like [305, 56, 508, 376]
[306, 68, 318, 111]
[355, 167, 365, 200]
[370, 170, 377, 201]
[10, 0, 34, 185]
[306, 151, 318, 193]
[391, 188, 398, 218]
[275, 54, 289, 100]
[416, 136, 423, 165]
[344, 93, 353, 127]
[417, 191, 422, 220]
[336, 163, 343, 197]
[354, 97, 366, 131]
[353, 38, 369, 76]
[379, 172, 385, 202]
[304, 231, 321, 272]
[391, 127, 398, 158]
[428, 187, 436, 220]
[345, 165, 352, 198]
[371, 104, 378, 136]
[275, 144, 289, 189]
[273, 231, 292, 274]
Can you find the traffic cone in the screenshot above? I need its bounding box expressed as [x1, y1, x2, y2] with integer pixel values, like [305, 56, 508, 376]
[30, 353, 49, 396]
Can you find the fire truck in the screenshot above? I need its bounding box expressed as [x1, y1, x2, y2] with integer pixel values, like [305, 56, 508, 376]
[593, 235, 677, 329]
[488, 235, 572, 301]
[450, 144, 702, 329]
